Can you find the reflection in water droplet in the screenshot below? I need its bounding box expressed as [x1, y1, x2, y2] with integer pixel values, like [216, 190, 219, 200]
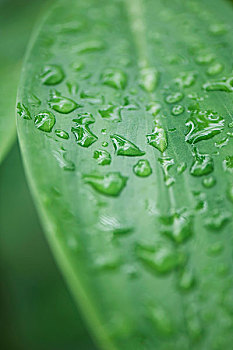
[55, 129, 69, 139]
[99, 105, 122, 122]
[17, 103, 31, 120]
[185, 109, 224, 144]
[160, 210, 193, 244]
[202, 176, 216, 188]
[102, 69, 127, 89]
[165, 92, 184, 104]
[93, 149, 111, 165]
[34, 111, 55, 132]
[147, 123, 167, 153]
[136, 242, 184, 274]
[146, 102, 161, 116]
[171, 105, 184, 116]
[215, 136, 229, 149]
[190, 148, 214, 176]
[83, 172, 127, 196]
[40, 64, 64, 85]
[48, 90, 80, 114]
[53, 148, 75, 171]
[139, 67, 159, 92]
[133, 159, 152, 177]
[110, 134, 145, 157]
[204, 209, 231, 231]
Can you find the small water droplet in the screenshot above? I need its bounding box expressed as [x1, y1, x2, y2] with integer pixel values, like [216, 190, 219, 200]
[215, 136, 229, 149]
[190, 148, 214, 176]
[99, 105, 122, 122]
[177, 162, 187, 174]
[195, 52, 215, 64]
[185, 109, 224, 144]
[202, 176, 216, 188]
[147, 123, 168, 153]
[53, 147, 75, 171]
[93, 149, 111, 165]
[48, 90, 80, 114]
[123, 96, 139, 110]
[71, 61, 84, 71]
[139, 67, 159, 92]
[175, 72, 196, 88]
[171, 104, 184, 116]
[55, 129, 69, 139]
[40, 64, 65, 85]
[66, 81, 79, 95]
[110, 134, 145, 157]
[133, 159, 152, 177]
[80, 90, 103, 104]
[17, 103, 31, 120]
[34, 111, 55, 132]
[178, 269, 195, 291]
[165, 92, 184, 104]
[158, 156, 175, 186]
[204, 209, 230, 231]
[83, 172, 127, 196]
[206, 63, 224, 76]
[102, 69, 127, 89]
[102, 141, 109, 147]
[76, 40, 104, 53]
[146, 102, 161, 116]
[73, 112, 95, 125]
[101, 128, 107, 135]
[223, 155, 233, 173]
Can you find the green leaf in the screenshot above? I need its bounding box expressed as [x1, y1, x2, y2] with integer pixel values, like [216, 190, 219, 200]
[0, 0, 47, 163]
[17, 0, 233, 349]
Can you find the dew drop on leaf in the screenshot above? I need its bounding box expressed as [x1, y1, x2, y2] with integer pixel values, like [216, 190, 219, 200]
[40, 64, 65, 85]
[139, 67, 159, 92]
[223, 155, 233, 173]
[73, 112, 95, 125]
[102, 69, 127, 89]
[160, 210, 193, 244]
[48, 90, 80, 114]
[146, 102, 161, 116]
[204, 209, 231, 231]
[178, 268, 195, 291]
[165, 92, 184, 104]
[55, 129, 69, 140]
[203, 77, 233, 92]
[99, 105, 122, 122]
[17, 102, 31, 120]
[190, 148, 214, 177]
[110, 134, 145, 157]
[83, 172, 128, 196]
[76, 40, 104, 53]
[53, 147, 75, 171]
[133, 159, 152, 177]
[175, 72, 196, 88]
[177, 162, 187, 174]
[151, 305, 174, 336]
[171, 104, 184, 116]
[146, 124, 168, 153]
[34, 111, 55, 132]
[93, 149, 111, 166]
[71, 124, 98, 148]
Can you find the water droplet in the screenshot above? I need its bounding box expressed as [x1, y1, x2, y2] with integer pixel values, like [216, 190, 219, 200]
[209, 23, 228, 36]
[146, 102, 161, 116]
[207, 241, 224, 256]
[136, 242, 184, 274]
[185, 109, 224, 144]
[147, 123, 168, 153]
[110, 134, 145, 157]
[53, 147, 75, 171]
[55, 129, 69, 139]
[151, 306, 173, 335]
[133, 159, 152, 177]
[175, 72, 196, 88]
[195, 52, 215, 64]
[76, 40, 104, 53]
[101, 129, 107, 135]
[66, 81, 79, 95]
[171, 104, 184, 116]
[165, 92, 184, 104]
[71, 61, 84, 71]
[190, 148, 214, 176]
[158, 156, 175, 186]
[34, 111, 55, 132]
[80, 90, 103, 104]
[204, 209, 230, 231]
[178, 269, 195, 291]
[83, 172, 127, 196]
[203, 77, 233, 92]
[223, 155, 233, 173]
[93, 149, 111, 166]
[123, 96, 139, 110]
[73, 112, 95, 125]
[28, 94, 41, 107]
[139, 67, 159, 92]
[102, 69, 127, 89]
[160, 210, 193, 244]
[206, 63, 224, 76]
[48, 90, 80, 114]
[71, 121, 98, 148]
[17, 103, 31, 120]
[177, 162, 187, 174]
[99, 105, 122, 122]
[40, 64, 64, 85]
[202, 176, 216, 188]
[102, 141, 108, 147]
[215, 136, 229, 149]
[228, 122, 233, 128]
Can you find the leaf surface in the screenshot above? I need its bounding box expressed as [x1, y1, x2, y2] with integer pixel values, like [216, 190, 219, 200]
[17, 0, 233, 349]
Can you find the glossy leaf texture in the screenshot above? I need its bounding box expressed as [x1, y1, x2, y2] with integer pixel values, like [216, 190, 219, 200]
[17, 0, 233, 349]
[0, 0, 47, 163]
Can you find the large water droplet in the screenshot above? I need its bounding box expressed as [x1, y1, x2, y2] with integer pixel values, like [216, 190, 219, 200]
[160, 210, 193, 244]
[102, 69, 127, 89]
[190, 148, 214, 176]
[158, 156, 175, 186]
[80, 90, 103, 105]
[139, 67, 159, 92]
[133, 159, 152, 177]
[93, 149, 111, 166]
[99, 105, 122, 122]
[34, 111, 55, 132]
[83, 172, 127, 196]
[185, 109, 224, 144]
[110, 134, 145, 157]
[40, 64, 65, 85]
[147, 123, 168, 153]
[48, 90, 80, 114]
[71, 122, 98, 148]
[17, 103, 31, 120]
